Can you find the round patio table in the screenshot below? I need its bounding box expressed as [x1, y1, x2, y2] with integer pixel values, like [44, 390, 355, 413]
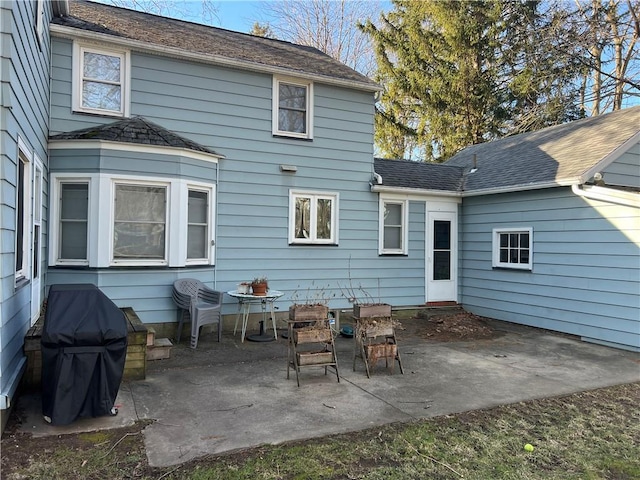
[226, 290, 284, 342]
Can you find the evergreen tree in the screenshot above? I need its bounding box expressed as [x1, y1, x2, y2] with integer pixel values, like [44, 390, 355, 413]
[362, 0, 582, 161]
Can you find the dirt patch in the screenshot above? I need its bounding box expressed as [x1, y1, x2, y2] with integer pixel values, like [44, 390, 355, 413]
[395, 310, 499, 342]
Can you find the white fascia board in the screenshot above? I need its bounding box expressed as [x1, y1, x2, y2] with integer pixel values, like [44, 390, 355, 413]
[578, 131, 640, 184]
[50, 25, 382, 93]
[49, 139, 224, 163]
[371, 185, 462, 203]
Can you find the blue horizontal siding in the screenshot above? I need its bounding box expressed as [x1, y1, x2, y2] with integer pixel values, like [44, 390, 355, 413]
[603, 142, 639, 187]
[460, 186, 640, 350]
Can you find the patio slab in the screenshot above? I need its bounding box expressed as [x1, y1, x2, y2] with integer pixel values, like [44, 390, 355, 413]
[15, 319, 640, 468]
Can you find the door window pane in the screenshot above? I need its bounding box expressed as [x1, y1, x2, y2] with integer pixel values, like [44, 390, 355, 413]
[114, 185, 166, 259]
[433, 251, 451, 280]
[433, 220, 451, 280]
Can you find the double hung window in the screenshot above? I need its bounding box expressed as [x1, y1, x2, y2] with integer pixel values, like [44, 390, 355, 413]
[73, 43, 130, 116]
[379, 198, 408, 254]
[273, 77, 313, 139]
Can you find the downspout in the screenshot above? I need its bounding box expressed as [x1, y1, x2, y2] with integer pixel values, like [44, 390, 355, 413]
[213, 160, 219, 289]
[0, 359, 27, 409]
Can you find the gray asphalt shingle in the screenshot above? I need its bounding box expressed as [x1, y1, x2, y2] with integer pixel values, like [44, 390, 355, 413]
[49, 116, 221, 156]
[53, 0, 379, 91]
[375, 106, 640, 194]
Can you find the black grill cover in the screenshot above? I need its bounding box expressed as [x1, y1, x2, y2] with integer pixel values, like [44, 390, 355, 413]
[41, 284, 128, 425]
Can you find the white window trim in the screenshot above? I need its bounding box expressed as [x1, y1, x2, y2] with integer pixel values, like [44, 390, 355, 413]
[50, 173, 216, 268]
[184, 183, 215, 266]
[492, 227, 533, 270]
[72, 41, 131, 117]
[288, 189, 338, 245]
[272, 76, 313, 139]
[15, 137, 32, 284]
[379, 197, 408, 255]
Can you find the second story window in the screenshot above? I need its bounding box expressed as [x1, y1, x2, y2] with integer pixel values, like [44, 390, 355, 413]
[273, 77, 313, 139]
[73, 43, 130, 117]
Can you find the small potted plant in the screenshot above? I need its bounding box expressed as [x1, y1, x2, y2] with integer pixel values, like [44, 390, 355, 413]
[237, 282, 251, 294]
[251, 277, 268, 296]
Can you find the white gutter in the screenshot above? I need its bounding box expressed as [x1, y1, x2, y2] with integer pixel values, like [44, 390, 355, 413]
[50, 25, 382, 93]
[0, 357, 26, 409]
[572, 184, 640, 208]
[371, 185, 462, 198]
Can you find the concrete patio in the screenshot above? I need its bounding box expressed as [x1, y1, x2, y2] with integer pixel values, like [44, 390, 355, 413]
[15, 314, 640, 468]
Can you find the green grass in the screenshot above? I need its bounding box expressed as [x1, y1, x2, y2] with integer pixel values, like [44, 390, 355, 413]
[3, 383, 639, 479]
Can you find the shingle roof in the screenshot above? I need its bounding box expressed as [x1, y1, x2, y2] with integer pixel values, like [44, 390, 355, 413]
[49, 116, 221, 156]
[375, 106, 640, 194]
[446, 106, 640, 192]
[374, 158, 464, 192]
[52, 0, 379, 91]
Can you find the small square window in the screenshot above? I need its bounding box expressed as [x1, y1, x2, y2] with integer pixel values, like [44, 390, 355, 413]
[273, 77, 313, 139]
[492, 228, 533, 270]
[73, 43, 130, 117]
[289, 191, 337, 244]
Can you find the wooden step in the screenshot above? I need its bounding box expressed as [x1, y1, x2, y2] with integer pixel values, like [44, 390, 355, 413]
[146, 326, 156, 346]
[147, 337, 173, 361]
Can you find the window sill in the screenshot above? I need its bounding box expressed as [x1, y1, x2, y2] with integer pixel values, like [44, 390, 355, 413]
[492, 266, 532, 271]
[273, 134, 313, 142]
[14, 276, 30, 291]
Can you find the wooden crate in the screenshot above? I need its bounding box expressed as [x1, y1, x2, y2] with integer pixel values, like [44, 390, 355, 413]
[289, 305, 329, 321]
[297, 351, 334, 366]
[294, 328, 332, 344]
[354, 303, 392, 319]
[366, 343, 397, 363]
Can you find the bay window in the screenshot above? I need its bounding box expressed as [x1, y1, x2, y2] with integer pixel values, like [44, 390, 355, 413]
[51, 174, 215, 267]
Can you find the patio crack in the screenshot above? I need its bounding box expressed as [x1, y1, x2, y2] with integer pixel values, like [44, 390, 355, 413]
[340, 376, 420, 421]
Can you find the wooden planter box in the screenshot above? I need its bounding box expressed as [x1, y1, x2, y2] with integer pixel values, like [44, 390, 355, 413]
[294, 328, 332, 344]
[289, 304, 329, 322]
[354, 303, 392, 319]
[366, 343, 397, 362]
[297, 351, 334, 366]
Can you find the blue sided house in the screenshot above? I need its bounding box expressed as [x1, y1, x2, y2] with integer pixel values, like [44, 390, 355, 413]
[1, 0, 638, 430]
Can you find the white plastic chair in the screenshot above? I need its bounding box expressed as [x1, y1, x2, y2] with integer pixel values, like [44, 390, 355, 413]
[172, 279, 222, 348]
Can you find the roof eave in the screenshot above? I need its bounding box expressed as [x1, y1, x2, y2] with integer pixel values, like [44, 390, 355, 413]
[50, 24, 382, 93]
[49, 138, 225, 162]
[461, 179, 578, 197]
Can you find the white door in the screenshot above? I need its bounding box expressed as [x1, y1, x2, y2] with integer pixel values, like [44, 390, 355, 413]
[30, 160, 43, 323]
[426, 211, 457, 302]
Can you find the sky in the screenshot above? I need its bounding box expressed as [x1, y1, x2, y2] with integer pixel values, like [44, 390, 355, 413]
[215, 0, 263, 32]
